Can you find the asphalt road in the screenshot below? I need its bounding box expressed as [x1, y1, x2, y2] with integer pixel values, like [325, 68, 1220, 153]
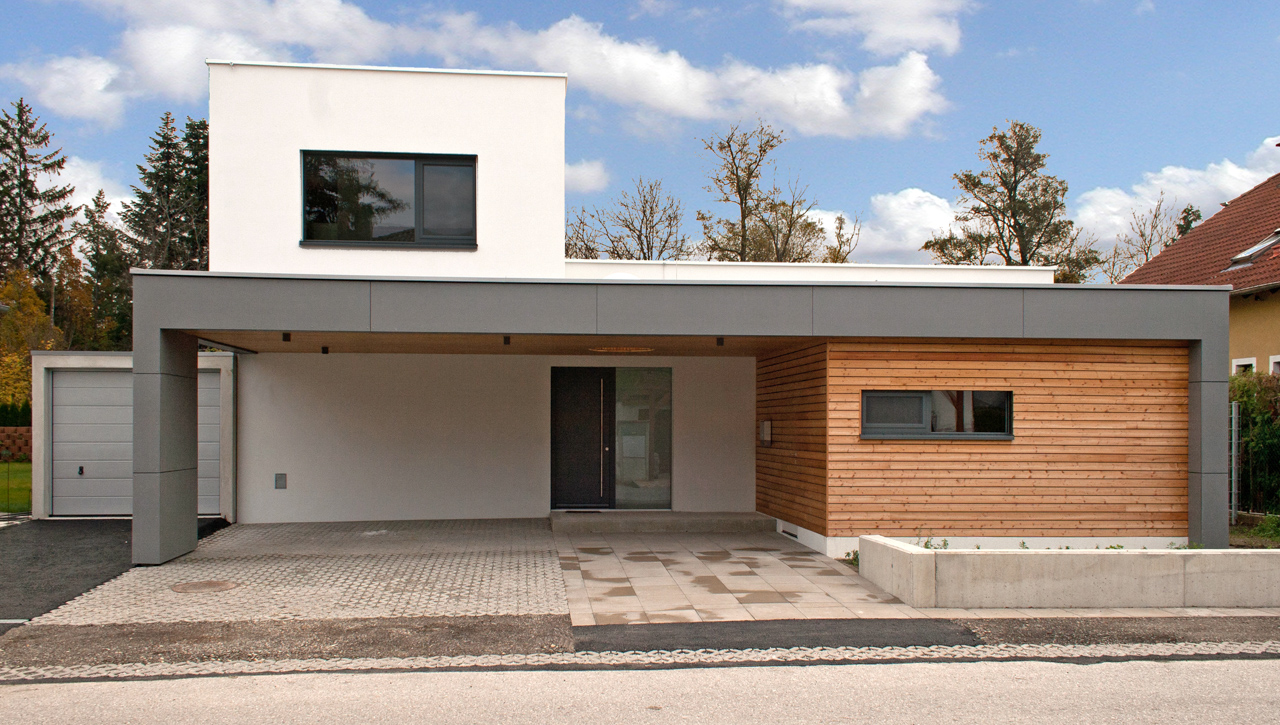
[1, 659, 1277, 724]
[0, 520, 133, 632]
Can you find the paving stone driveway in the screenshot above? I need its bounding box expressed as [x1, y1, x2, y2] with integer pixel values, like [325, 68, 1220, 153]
[31, 519, 1277, 629]
[33, 520, 568, 625]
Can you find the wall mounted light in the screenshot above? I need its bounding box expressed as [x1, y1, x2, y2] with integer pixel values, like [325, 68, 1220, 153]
[759, 420, 772, 447]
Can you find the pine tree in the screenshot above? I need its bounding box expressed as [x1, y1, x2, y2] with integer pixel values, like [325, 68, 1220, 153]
[922, 120, 1101, 283]
[74, 190, 134, 351]
[181, 117, 209, 270]
[122, 113, 209, 270]
[0, 99, 78, 279]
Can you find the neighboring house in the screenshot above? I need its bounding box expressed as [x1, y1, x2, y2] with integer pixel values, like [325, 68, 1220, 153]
[29, 61, 1228, 565]
[1122, 172, 1280, 374]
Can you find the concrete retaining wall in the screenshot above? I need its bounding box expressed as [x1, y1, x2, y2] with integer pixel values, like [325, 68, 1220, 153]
[858, 535, 1280, 609]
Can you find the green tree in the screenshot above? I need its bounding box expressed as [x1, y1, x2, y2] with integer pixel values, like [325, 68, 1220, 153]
[1176, 204, 1202, 238]
[922, 120, 1100, 283]
[0, 99, 78, 280]
[122, 113, 209, 270]
[567, 177, 691, 261]
[73, 190, 133, 350]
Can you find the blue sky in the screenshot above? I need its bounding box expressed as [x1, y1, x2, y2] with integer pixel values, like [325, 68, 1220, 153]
[2, 0, 1279, 263]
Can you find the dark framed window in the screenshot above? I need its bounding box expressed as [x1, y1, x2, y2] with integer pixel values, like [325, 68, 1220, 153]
[301, 151, 476, 249]
[861, 390, 1013, 440]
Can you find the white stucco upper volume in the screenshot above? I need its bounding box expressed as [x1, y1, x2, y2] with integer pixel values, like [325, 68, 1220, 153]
[207, 60, 1054, 285]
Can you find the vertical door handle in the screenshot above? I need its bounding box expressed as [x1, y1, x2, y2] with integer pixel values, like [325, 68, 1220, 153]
[600, 377, 604, 497]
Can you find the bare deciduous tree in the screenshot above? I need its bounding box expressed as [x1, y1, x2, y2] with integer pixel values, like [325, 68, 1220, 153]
[753, 179, 824, 262]
[698, 120, 784, 262]
[565, 177, 690, 261]
[821, 213, 861, 264]
[1101, 191, 1188, 282]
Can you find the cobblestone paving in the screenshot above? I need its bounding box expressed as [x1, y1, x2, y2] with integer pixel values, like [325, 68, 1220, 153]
[33, 520, 567, 625]
[1, 640, 1276, 682]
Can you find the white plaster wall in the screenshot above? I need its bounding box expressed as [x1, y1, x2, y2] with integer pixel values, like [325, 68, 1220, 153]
[236, 354, 754, 523]
[208, 61, 566, 279]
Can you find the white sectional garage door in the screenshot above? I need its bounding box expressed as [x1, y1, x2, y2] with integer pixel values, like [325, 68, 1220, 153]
[51, 369, 222, 516]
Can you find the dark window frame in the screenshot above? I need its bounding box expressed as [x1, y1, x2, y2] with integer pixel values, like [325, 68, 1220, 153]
[299, 150, 478, 251]
[860, 390, 1014, 440]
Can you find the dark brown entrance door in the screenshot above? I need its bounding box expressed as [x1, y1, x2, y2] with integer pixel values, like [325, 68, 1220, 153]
[551, 367, 616, 509]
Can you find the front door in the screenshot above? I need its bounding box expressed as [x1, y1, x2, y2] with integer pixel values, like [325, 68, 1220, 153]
[551, 367, 616, 508]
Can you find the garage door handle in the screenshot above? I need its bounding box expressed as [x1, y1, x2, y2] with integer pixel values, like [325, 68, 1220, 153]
[78, 466, 84, 475]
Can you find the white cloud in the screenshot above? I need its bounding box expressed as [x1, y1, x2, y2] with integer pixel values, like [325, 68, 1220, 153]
[9, 3, 951, 140]
[62, 156, 133, 225]
[813, 187, 957, 263]
[6, 0, 398, 121]
[0, 56, 129, 125]
[630, 0, 677, 19]
[565, 159, 611, 193]
[778, 0, 974, 55]
[1134, 0, 1156, 15]
[419, 14, 948, 139]
[1075, 136, 1280, 243]
[120, 25, 278, 101]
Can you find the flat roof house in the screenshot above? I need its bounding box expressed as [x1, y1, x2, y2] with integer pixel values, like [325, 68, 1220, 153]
[91, 61, 1228, 564]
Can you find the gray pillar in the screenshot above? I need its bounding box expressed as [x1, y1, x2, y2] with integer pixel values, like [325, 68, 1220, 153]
[1188, 337, 1230, 548]
[132, 329, 200, 564]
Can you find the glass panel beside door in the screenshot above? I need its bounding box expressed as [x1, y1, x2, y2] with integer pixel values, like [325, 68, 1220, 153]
[550, 367, 672, 510]
[614, 368, 672, 509]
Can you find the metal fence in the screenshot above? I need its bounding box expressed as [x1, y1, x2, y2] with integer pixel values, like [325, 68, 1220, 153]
[1228, 398, 1280, 519]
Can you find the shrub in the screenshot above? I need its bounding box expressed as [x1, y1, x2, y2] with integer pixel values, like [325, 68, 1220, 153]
[1230, 372, 1280, 514]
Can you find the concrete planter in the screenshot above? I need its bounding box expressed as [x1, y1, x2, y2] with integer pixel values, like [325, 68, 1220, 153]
[859, 535, 1280, 609]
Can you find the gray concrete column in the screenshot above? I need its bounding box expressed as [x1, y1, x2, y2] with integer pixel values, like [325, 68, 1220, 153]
[1188, 338, 1230, 548]
[132, 329, 200, 564]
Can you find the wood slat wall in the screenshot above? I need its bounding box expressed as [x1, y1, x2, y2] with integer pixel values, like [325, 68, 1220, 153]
[756, 344, 828, 535]
[826, 339, 1190, 538]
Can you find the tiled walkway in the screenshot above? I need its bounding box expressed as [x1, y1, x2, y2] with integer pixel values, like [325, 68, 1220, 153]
[553, 530, 1280, 625]
[556, 530, 904, 625]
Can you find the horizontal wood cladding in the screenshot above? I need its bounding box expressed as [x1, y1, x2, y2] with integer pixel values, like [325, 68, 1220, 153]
[826, 339, 1189, 538]
[757, 344, 828, 535]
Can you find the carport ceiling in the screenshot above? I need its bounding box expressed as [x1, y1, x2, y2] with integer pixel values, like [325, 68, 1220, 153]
[191, 331, 816, 357]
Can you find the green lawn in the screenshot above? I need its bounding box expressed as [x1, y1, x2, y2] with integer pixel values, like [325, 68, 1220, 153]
[0, 461, 31, 514]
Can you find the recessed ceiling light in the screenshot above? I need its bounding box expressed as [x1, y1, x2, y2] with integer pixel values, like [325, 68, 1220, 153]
[588, 346, 655, 353]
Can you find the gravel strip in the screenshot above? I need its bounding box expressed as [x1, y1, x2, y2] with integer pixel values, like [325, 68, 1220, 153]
[2, 640, 1277, 683]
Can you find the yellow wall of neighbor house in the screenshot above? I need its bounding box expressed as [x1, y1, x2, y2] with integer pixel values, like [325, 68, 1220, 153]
[1230, 293, 1280, 373]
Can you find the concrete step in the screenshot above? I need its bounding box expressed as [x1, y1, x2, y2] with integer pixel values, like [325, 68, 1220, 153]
[550, 511, 776, 534]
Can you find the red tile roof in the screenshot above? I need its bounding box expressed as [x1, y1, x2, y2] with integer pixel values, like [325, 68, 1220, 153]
[1121, 172, 1280, 292]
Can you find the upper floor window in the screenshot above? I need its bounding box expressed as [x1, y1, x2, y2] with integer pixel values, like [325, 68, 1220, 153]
[301, 152, 476, 249]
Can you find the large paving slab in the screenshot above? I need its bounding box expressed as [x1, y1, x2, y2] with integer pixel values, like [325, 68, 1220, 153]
[32, 520, 567, 625]
[556, 530, 905, 625]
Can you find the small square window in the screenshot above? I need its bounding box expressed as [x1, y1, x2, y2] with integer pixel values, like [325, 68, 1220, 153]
[861, 390, 1013, 439]
[301, 151, 476, 249]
